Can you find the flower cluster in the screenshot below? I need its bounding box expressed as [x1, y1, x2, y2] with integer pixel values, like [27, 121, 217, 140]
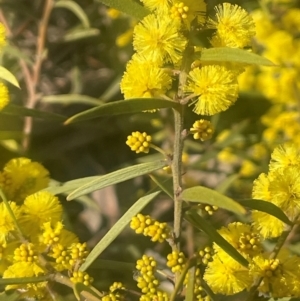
[126, 131, 152, 154]
[203, 144, 300, 298]
[166, 250, 186, 273]
[120, 0, 255, 117]
[102, 282, 126, 301]
[252, 143, 300, 238]
[238, 1, 300, 148]
[0, 157, 91, 300]
[130, 213, 171, 243]
[190, 119, 214, 141]
[135, 255, 168, 300]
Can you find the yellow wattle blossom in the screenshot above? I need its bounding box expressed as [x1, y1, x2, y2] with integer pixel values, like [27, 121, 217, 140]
[249, 250, 300, 298]
[0, 82, 9, 111]
[185, 65, 239, 116]
[269, 166, 300, 221]
[252, 210, 284, 239]
[170, 0, 206, 28]
[204, 254, 252, 295]
[166, 251, 186, 273]
[0, 157, 49, 203]
[3, 261, 46, 291]
[42, 221, 64, 246]
[13, 243, 38, 263]
[102, 282, 126, 301]
[252, 173, 271, 201]
[130, 213, 171, 242]
[215, 222, 262, 259]
[0, 201, 22, 243]
[133, 13, 187, 64]
[208, 3, 255, 48]
[48, 228, 79, 263]
[190, 119, 214, 141]
[70, 271, 93, 286]
[269, 143, 300, 172]
[21, 191, 63, 228]
[126, 131, 152, 154]
[120, 54, 172, 100]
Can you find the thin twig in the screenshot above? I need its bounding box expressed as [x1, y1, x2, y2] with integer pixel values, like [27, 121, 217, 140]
[22, 0, 54, 152]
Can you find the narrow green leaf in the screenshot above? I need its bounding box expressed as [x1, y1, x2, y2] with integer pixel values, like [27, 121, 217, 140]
[41, 94, 103, 106]
[95, 0, 149, 19]
[67, 160, 167, 200]
[64, 98, 181, 124]
[185, 267, 195, 301]
[1, 104, 66, 121]
[0, 276, 49, 285]
[185, 211, 249, 267]
[238, 199, 293, 226]
[199, 47, 275, 66]
[182, 186, 246, 215]
[63, 28, 100, 42]
[0, 66, 20, 88]
[55, 1, 90, 28]
[149, 174, 173, 199]
[0, 131, 23, 140]
[44, 177, 99, 195]
[80, 191, 161, 271]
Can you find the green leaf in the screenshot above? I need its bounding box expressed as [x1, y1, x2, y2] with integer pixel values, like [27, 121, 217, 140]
[63, 28, 100, 42]
[80, 191, 161, 271]
[149, 174, 173, 199]
[41, 94, 103, 106]
[67, 160, 167, 200]
[182, 186, 246, 215]
[95, 0, 149, 19]
[55, 1, 90, 28]
[199, 47, 275, 66]
[238, 199, 293, 226]
[185, 211, 249, 267]
[185, 267, 195, 301]
[64, 98, 181, 124]
[0, 66, 20, 88]
[0, 276, 49, 285]
[44, 177, 99, 195]
[0, 104, 66, 121]
[0, 131, 23, 140]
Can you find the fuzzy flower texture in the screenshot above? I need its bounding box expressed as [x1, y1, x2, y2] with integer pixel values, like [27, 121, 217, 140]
[120, 1, 255, 116]
[0, 157, 90, 300]
[204, 143, 300, 298]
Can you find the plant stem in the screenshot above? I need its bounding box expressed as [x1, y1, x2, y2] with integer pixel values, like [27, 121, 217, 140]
[172, 106, 184, 251]
[22, 0, 54, 152]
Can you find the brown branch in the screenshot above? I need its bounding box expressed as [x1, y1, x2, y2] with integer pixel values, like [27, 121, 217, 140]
[22, 0, 54, 152]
